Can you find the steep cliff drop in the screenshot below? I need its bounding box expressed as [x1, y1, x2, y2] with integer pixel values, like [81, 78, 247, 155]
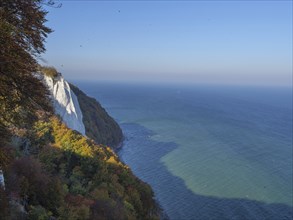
[37, 73, 86, 135]
[37, 71, 123, 149]
[70, 84, 123, 148]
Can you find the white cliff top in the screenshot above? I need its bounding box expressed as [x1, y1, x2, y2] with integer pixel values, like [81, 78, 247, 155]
[37, 72, 86, 135]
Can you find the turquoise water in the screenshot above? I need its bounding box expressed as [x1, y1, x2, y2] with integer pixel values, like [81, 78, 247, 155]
[76, 82, 292, 219]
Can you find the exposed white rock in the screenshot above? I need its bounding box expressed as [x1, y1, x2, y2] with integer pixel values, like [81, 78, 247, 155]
[37, 73, 86, 135]
[0, 170, 5, 189]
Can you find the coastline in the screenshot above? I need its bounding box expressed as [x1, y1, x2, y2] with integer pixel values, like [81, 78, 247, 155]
[84, 82, 292, 219]
[116, 134, 169, 220]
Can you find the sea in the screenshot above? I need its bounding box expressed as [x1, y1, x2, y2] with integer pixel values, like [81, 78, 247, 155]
[75, 81, 292, 220]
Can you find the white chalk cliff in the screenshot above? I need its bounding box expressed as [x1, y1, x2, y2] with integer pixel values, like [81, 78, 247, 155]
[38, 73, 86, 135]
[0, 170, 5, 189]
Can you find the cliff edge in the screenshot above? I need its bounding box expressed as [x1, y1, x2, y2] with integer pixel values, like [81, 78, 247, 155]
[37, 70, 123, 148]
[37, 72, 86, 135]
[70, 83, 123, 148]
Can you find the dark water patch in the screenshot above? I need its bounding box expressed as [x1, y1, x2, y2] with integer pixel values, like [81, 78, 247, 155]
[75, 82, 292, 219]
[118, 123, 293, 220]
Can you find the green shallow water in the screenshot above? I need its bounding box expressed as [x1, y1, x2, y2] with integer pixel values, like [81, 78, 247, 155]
[143, 119, 292, 206]
[77, 82, 293, 219]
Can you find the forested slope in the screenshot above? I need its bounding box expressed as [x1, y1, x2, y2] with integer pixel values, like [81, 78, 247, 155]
[1, 114, 158, 219]
[0, 1, 159, 219]
[70, 83, 123, 148]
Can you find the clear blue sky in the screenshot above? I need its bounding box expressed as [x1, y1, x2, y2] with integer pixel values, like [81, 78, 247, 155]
[42, 1, 292, 86]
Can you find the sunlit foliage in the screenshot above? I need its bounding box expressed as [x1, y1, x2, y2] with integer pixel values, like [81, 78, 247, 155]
[2, 116, 159, 219]
[38, 66, 59, 78]
[0, 1, 159, 219]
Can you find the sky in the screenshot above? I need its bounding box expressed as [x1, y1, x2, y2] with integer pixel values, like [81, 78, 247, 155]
[41, 1, 292, 86]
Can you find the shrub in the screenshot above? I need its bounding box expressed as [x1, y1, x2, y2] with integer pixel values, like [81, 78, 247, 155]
[39, 66, 59, 78]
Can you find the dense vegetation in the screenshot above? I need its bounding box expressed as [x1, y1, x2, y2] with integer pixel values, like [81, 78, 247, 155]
[1, 115, 159, 219]
[38, 66, 59, 78]
[70, 84, 123, 148]
[0, 0, 53, 147]
[0, 1, 159, 219]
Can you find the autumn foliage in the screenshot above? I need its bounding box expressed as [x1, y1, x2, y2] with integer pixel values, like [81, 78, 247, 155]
[2, 116, 159, 219]
[0, 1, 159, 219]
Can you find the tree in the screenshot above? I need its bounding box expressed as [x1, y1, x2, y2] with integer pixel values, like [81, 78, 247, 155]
[0, 187, 10, 219]
[0, 0, 54, 145]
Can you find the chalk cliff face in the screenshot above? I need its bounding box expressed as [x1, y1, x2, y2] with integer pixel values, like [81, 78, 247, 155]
[0, 170, 5, 189]
[39, 73, 86, 135]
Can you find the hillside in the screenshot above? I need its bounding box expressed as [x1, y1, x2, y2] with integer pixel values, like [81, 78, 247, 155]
[0, 84, 159, 219]
[0, 1, 159, 219]
[70, 83, 123, 148]
[37, 71, 86, 136]
[37, 70, 123, 149]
